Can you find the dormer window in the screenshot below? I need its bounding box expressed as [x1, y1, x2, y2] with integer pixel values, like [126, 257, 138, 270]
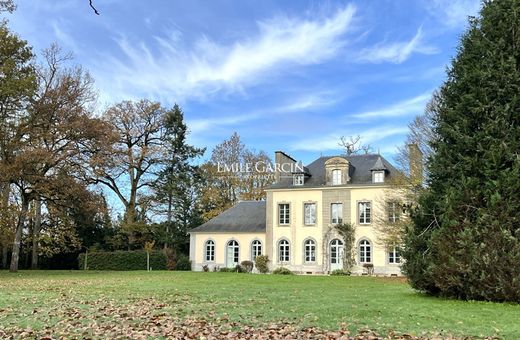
[332, 169, 342, 185]
[293, 174, 304, 186]
[373, 171, 385, 183]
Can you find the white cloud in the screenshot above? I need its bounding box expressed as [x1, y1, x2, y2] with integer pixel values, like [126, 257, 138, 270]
[426, 0, 480, 29]
[290, 126, 409, 152]
[352, 92, 432, 119]
[358, 27, 438, 64]
[95, 4, 356, 103]
[187, 92, 339, 134]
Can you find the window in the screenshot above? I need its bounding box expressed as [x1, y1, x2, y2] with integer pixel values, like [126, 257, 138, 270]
[388, 201, 400, 223]
[373, 171, 385, 183]
[251, 240, 262, 261]
[278, 204, 290, 225]
[304, 203, 316, 225]
[293, 174, 304, 186]
[388, 246, 401, 264]
[278, 239, 290, 262]
[205, 240, 215, 262]
[304, 239, 316, 262]
[332, 169, 342, 185]
[331, 203, 343, 224]
[358, 201, 371, 224]
[226, 240, 239, 267]
[359, 239, 372, 263]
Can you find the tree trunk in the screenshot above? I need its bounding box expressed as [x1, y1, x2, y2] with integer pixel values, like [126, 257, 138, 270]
[10, 194, 29, 272]
[164, 193, 172, 250]
[2, 246, 8, 269]
[31, 199, 41, 269]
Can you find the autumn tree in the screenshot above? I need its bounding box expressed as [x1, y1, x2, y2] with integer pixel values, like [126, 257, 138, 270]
[91, 100, 164, 246]
[199, 132, 273, 221]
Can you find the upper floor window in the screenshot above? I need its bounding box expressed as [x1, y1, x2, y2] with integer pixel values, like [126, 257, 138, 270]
[304, 203, 316, 225]
[388, 246, 401, 264]
[388, 201, 400, 223]
[332, 169, 342, 185]
[373, 171, 385, 183]
[293, 174, 304, 186]
[205, 240, 215, 262]
[304, 239, 316, 262]
[278, 239, 290, 262]
[251, 240, 262, 261]
[278, 203, 290, 225]
[358, 201, 371, 224]
[331, 203, 343, 224]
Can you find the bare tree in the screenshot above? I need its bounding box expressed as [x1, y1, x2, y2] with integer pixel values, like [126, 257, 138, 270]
[338, 135, 373, 155]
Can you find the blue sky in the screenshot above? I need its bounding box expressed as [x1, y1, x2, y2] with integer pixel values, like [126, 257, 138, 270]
[5, 0, 480, 165]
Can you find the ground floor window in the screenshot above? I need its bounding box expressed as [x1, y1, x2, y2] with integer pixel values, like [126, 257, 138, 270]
[205, 240, 215, 262]
[304, 239, 316, 262]
[278, 239, 290, 262]
[359, 239, 372, 263]
[251, 240, 262, 260]
[388, 246, 401, 264]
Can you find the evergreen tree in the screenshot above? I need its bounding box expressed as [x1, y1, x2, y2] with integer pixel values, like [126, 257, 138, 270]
[403, 0, 520, 302]
[153, 104, 204, 252]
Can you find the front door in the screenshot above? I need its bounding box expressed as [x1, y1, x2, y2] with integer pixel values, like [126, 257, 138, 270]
[226, 240, 239, 268]
[330, 239, 344, 271]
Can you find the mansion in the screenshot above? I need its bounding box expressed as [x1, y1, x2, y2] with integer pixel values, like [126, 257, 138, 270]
[189, 150, 408, 275]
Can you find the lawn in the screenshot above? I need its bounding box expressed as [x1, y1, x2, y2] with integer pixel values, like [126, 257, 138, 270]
[0, 271, 517, 339]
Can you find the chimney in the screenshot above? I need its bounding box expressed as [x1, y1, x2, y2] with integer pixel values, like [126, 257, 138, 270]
[408, 143, 423, 185]
[274, 151, 296, 183]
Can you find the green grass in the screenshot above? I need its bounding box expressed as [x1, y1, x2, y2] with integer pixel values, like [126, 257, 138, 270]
[0, 271, 518, 338]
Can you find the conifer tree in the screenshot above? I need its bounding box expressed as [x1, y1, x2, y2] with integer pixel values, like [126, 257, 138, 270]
[403, 0, 520, 302]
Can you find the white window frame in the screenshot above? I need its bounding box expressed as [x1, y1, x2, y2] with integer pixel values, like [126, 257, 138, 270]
[332, 169, 342, 185]
[293, 174, 304, 186]
[304, 202, 317, 225]
[373, 171, 385, 183]
[278, 239, 290, 262]
[388, 201, 400, 223]
[205, 240, 215, 262]
[388, 246, 401, 264]
[359, 239, 372, 263]
[358, 201, 371, 225]
[304, 239, 316, 263]
[331, 203, 343, 224]
[227, 240, 239, 266]
[251, 240, 262, 261]
[278, 203, 290, 225]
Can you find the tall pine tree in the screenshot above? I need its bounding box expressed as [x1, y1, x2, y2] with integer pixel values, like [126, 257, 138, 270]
[403, 0, 520, 302]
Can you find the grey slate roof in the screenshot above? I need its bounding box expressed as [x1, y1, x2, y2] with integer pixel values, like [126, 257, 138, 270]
[189, 201, 266, 233]
[370, 156, 388, 171]
[268, 154, 399, 189]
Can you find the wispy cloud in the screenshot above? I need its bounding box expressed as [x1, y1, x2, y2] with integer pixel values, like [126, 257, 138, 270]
[290, 126, 409, 152]
[188, 91, 339, 134]
[358, 27, 438, 64]
[95, 4, 356, 103]
[426, 0, 480, 29]
[352, 92, 432, 119]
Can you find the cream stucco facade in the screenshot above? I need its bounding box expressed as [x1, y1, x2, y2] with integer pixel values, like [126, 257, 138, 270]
[189, 152, 404, 275]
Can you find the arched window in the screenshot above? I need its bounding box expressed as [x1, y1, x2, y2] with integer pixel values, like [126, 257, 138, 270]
[226, 240, 239, 267]
[359, 239, 372, 263]
[205, 240, 215, 262]
[251, 240, 262, 261]
[304, 239, 316, 262]
[278, 239, 290, 262]
[332, 169, 342, 185]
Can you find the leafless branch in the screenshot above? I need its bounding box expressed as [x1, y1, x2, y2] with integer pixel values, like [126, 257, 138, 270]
[89, 0, 100, 15]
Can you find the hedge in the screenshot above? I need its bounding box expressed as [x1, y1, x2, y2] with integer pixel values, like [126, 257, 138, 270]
[78, 251, 169, 271]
